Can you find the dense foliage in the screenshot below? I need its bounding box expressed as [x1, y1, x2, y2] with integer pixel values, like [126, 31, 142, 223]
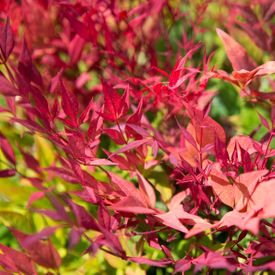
[0, 0, 274, 274]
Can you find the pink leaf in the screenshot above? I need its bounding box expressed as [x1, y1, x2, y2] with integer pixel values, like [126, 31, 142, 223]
[257, 112, 270, 130]
[209, 166, 234, 208]
[156, 205, 211, 234]
[87, 158, 117, 166]
[27, 191, 45, 208]
[155, 206, 188, 233]
[255, 61, 275, 77]
[234, 170, 268, 211]
[192, 251, 236, 272]
[167, 190, 190, 210]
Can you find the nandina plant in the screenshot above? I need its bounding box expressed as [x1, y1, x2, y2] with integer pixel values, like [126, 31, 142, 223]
[0, 0, 274, 274]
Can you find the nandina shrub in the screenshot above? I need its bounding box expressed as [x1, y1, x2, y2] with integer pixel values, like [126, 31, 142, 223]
[0, 0, 274, 274]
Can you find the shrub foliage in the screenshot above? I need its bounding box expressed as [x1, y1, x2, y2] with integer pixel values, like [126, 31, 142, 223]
[0, 0, 274, 273]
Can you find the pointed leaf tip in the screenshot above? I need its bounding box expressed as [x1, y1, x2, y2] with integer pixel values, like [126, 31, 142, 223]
[216, 28, 256, 71]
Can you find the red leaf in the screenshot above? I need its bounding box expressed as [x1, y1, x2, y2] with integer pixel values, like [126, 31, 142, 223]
[168, 44, 201, 88]
[0, 18, 14, 62]
[79, 99, 95, 125]
[0, 75, 17, 96]
[97, 204, 112, 230]
[110, 138, 150, 157]
[257, 112, 270, 130]
[29, 87, 50, 121]
[97, 224, 125, 256]
[66, 200, 99, 231]
[27, 191, 45, 208]
[21, 149, 41, 173]
[68, 228, 82, 249]
[137, 171, 156, 208]
[74, 186, 98, 204]
[88, 113, 103, 141]
[0, 132, 15, 165]
[103, 128, 125, 145]
[0, 169, 16, 177]
[102, 82, 121, 121]
[175, 259, 192, 273]
[216, 28, 256, 71]
[112, 195, 156, 214]
[126, 124, 149, 138]
[100, 82, 129, 121]
[127, 97, 143, 125]
[107, 172, 137, 196]
[65, 12, 96, 43]
[87, 158, 117, 166]
[46, 167, 79, 183]
[10, 228, 61, 269]
[68, 34, 85, 65]
[0, 243, 37, 275]
[232, 61, 275, 85]
[60, 79, 78, 128]
[128, 257, 171, 267]
[21, 227, 58, 248]
[34, 209, 64, 221]
[192, 251, 236, 272]
[189, 108, 226, 148]
[255, 61, 275, 77]
[232, 68, 258, 84]
[18, 40, 43, 87]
